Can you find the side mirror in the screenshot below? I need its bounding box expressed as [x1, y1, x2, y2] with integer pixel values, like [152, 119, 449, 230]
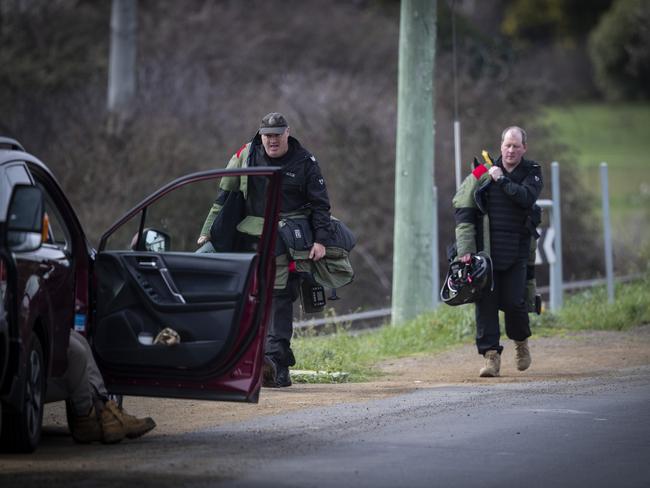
[142, 228, 171, 252]
[6, 185, 44, 252]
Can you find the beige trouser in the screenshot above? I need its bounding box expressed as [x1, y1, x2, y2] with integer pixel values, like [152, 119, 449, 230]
[46, 330, 109, 416]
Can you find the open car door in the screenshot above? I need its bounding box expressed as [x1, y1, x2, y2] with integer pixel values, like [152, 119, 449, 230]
[91, 167, 282, 403]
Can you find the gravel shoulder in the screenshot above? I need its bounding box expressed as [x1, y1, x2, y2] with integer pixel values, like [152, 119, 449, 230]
[42, 325, 650, 436]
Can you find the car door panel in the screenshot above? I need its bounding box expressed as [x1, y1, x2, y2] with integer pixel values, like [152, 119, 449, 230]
[93, 251, 256, 370]
[152, 253, 251, 303]
[93, 167, 282, 402]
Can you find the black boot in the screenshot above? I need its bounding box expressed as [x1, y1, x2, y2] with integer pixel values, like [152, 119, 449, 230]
[275, 365, 292, 388]
[262, 357, 292, 388]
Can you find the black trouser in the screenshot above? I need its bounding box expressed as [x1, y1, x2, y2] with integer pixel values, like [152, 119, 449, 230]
[475, 257, 531, 355]
[265, 274, 300, 367]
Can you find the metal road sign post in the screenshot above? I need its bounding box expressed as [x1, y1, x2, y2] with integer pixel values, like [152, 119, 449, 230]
[536, 161, 563, 312]
[550, 161, 563, 310]
[600, 162, 615, 303]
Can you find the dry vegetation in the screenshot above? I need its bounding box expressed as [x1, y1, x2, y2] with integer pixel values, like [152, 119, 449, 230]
[1, 0, 603, 312]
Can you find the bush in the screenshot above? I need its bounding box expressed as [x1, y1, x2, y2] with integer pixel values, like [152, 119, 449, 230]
[1, 0, 606, 313]
[589, 0, 650, 100]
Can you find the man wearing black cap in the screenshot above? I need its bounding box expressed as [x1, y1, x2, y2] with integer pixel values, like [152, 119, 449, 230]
[197, 112, 332, 387]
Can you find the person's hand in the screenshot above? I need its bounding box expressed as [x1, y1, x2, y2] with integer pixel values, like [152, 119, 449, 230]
[309, 242, 326, 261]
[197, 235, 209, 245]
[488, 166, 503, 182]
[460, 253, 472, 264]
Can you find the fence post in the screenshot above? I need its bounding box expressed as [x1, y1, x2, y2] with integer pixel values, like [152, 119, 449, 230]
[549, 161, 563, 311]
[432, 185, 439, 307]
[600, 162, 615, 303]
[454, 121, 462, 190]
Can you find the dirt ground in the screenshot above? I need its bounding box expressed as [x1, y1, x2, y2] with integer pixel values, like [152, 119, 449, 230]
[42, 325, 650, 436]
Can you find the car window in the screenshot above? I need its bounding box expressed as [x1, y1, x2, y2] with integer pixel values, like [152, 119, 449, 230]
[35, 182, 72, 251]
[103, 176, 267, 253]
[104, 178, 220, 252]
[6, 163, 32, 185]
[2, 164, 32, 217]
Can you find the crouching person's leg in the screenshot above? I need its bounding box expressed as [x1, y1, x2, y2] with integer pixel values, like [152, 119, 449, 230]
[67, 331, 155, 443]
[61, 331, 111, 443]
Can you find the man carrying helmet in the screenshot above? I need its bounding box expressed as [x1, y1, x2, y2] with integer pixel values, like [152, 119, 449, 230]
[452, 126, 543, 377]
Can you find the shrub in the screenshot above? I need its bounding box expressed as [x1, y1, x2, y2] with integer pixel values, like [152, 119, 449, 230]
[589, 0, 650, 100]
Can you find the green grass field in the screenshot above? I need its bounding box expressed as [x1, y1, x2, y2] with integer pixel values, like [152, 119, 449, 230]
[542, 103, 650, 242]
[543, 103, 650, 169]
[292, 276, 650, 383]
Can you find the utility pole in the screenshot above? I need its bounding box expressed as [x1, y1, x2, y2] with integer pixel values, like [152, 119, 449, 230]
[451, 0, 462, 190]
[107, 0, 137, 126]
[392, 0, 437, 324]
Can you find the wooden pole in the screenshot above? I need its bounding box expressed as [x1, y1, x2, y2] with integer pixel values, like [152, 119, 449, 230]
[392, 0, 437, 324]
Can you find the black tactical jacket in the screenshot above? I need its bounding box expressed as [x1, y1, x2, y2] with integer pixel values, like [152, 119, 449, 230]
[247, 135, 332, 243]
[200, 134, 332, 243]
[453, 156, 543, 270]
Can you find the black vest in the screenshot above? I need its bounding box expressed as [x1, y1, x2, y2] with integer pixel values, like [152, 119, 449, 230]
[487, 166, 531, 270]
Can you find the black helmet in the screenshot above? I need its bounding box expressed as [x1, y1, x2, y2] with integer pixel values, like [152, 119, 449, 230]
[440, 252, 492, 306]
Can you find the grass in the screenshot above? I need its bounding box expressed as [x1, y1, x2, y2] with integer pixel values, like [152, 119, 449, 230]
[292, 275, 650, 383]
[541, 102, 650, 248]
[542, 102, 650, 170]
[541, 103, 650, 216]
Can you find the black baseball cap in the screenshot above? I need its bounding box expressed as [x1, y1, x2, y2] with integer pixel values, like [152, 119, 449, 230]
[259, 112, 289, 135]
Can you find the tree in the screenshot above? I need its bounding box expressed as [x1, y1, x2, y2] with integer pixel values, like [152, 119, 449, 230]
[107, 0, 138, 122]
[589, 0, 650, 100]
[501, 0, 612, 45]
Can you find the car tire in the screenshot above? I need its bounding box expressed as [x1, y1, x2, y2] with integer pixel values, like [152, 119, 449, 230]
[0, 335, 45, 453]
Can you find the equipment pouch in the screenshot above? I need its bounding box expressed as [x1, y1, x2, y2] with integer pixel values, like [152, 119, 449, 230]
[299, 280, 326, 313]
[278, 217, 313, 255]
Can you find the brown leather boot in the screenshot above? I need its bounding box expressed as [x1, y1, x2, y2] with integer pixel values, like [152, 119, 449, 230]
[479, 350, 501, 377]
[99, 403, 126, 444]
[104, 400, 156, 439]
[515, 339, 532, 371]
[70, 407, 102, 444]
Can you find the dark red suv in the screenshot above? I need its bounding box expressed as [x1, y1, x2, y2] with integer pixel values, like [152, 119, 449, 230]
[0, 137, 281, 452]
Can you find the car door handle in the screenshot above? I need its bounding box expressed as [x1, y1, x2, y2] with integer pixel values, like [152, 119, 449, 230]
[137, 258, 158, 268]
[159, 267, 186, 304]
[39, 262, 55, 279]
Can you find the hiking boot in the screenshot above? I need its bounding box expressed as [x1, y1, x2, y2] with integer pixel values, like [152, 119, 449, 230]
[479, 350, 501, 377]
[70, 407, 102, 444]
[515, 339, 532, 371]
[262, 357, 278, 388]
[262, 357, 292, 388]
[104, 400, 156, 439]
[275, 365, 292, 388]
[99, 403, 126, 444]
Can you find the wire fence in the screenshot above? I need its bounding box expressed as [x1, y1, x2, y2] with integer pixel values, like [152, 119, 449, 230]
[294, 274, 641, 331]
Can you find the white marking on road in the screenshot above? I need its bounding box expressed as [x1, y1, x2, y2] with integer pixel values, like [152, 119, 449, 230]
[522, 408, 592, 415]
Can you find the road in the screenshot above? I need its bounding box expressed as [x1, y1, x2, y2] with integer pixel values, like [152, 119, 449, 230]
[1, 328, 649, 488]
[222, 370, 650, 488]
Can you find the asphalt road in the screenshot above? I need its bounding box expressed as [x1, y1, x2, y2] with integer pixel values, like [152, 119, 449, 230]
[2, 366, 649, 488]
